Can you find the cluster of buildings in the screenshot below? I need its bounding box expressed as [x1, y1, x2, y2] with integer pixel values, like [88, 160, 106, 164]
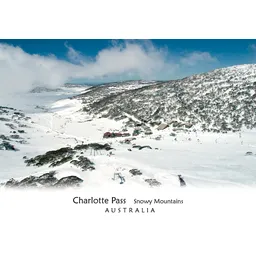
[103, 122, 177, 139]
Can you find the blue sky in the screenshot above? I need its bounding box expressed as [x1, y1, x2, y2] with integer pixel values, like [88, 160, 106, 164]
[1, 39, 256, 85]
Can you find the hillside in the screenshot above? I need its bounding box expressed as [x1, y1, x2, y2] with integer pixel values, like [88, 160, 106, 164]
[76, 65, 256, 132]
[2, 66, 256, 189]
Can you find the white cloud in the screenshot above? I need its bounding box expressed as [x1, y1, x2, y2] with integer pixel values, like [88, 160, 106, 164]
[0, 43, 78, 95]
[66, 40, 173, 78]
[65, 42, 85, 65]
[0, 41, 173, 95]
[180, 51, 218, 66]
[0, 41, 218, 96]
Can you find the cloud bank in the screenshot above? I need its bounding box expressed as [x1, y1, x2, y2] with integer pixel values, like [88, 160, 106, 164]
[180, 52, 218, 66]
[0, 43, 76, 94]
[0, 40, 218, 95]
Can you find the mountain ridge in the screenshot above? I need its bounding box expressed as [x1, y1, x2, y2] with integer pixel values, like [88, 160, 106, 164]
[75, 64, 256, 132]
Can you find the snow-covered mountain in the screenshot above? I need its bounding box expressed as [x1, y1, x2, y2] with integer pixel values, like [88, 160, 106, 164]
[77, 65, 256, 132]
[2, 65, 256, 189]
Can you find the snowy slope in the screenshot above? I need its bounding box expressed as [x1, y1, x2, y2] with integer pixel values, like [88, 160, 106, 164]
[77, 65, 256, 132]
[2, 68, 256, 189]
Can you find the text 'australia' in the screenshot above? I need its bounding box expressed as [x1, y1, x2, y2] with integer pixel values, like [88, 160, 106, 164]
[105, 207, 155, 213]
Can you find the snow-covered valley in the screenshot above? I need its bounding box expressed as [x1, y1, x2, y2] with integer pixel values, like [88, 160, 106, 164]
[2, 72, 256, 189]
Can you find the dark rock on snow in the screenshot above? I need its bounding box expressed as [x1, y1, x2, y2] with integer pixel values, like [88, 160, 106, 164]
[10, 134, 21, 139]
[74, 143, 113, 151]
[18, 176, 38, 187]
[0, 141, 17, 151]
[54, 176, 83, 188]
[25, 147, 75, 167]
[5, 123, 16, 129]
[37, 171, 58, 186]
[70, 156, 95, 171]
[139, 145, 152, 150]
[24, 143, 111, 171]
[0, 117, 10, 122]
[5, 178, 19, 187]
[0, 135, 10, 140]
[145, 179, 161, 187]
[2, 171, 83, 188]
[129, 169, 142, 176]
